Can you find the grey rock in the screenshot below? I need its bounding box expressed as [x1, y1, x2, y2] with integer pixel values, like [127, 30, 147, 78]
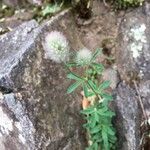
[139, 80, 150, 117]
[115, 3, 150, 149]
[0, 93, 35, 150]
[2, 0, 42, 7]
[0, 20, 39, 90]
[114, 82, 141, 150]
[2, 0, 25, 8]
[27, 0, 43, 6]
[102, 68, 119, 89]
[0, 10, 86, 150]
[116, 3, 150, 81]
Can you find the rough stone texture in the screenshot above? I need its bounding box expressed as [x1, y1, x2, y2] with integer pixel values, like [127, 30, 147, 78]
[116, 2, 150, 81]
[2, 0, 25, 8]
[0, 10, 86, 150]
[0, 1, 150, 150]
[139, 80, 150, 117]
[102, 68, 119, 89]
[114, 82, 141, 150]
[2, 0, 42, 7]
[115, 2, 150, 149]
[77, 0, 119, 51]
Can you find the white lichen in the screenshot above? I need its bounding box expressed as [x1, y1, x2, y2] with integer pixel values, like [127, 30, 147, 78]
[0, 107, 13, 136]
[19, 134, 26, 144]
[15, 122, 23, 132]
[130, 24, 146, 42]
[76, 48, 92, 65]
[43, 31, 70, 63]
[129, 24, 147, 59]
[130, 43, 143, 58]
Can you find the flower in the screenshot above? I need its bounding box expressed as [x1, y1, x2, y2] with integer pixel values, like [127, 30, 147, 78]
[43, 31, 70, 63]
[76, 48, 92, 65]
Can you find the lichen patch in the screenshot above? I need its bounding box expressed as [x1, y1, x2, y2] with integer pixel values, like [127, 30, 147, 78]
[128, 24, 147, 59]
[0, 107, 13, 136]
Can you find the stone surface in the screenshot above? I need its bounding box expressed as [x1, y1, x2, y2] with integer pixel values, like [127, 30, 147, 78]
[2, 0, 42, 7]
[114, 82, 141, 150]
[102, 68, 119, 89]
[2, 0, 25, 8]
[0, 1, 150, 150]
[115, 3, 150, 149]
[139, 80, 150, 117]
[116, 2, 150, 81]
[0, 10, 86, 150]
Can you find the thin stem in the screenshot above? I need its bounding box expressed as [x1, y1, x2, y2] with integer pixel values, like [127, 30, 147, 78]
[87, 81, 102, 101]
[133, 80, 148, 121]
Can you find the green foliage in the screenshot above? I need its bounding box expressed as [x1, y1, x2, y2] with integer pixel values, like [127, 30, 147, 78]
[41, 1, 64, 17]
[115, 0, 144, 9]
[66, 49, 117, 150]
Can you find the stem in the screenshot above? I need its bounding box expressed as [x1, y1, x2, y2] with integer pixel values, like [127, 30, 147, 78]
[85, 65, 102, 102]
[87, 81, 102, 101]
[133, 80, 148, 121]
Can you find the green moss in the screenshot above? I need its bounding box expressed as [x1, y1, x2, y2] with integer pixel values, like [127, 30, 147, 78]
[115, 0, 144, 9]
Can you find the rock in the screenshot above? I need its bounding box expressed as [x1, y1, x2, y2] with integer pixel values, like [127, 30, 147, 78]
[0, 10, 86, 150]
[115, 3, 150, 149]
[27, 0, 43, 6]
[2, 0, 42, 8]
[114, 82, 141, 150]
[116, 3, 150, 81]
[2, 0, 25, 8]
[102, 68, 119, 89]
[0, 93, 35, 150]
[139, 80, 150, 117]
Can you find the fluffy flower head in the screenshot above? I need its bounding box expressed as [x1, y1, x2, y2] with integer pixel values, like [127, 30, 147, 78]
[76, 48, 92, 65]
[43, 31, 69, 63]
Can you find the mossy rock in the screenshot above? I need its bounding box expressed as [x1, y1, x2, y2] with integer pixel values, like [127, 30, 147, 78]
[115, 0, 144, 9]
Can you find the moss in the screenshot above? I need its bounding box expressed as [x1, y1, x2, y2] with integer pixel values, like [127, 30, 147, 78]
[115, 0, 144, 9]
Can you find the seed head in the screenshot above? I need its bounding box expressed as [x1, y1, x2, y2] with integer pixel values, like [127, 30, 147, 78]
[43, 31, 69, 63]
[76, 48, 92, 65]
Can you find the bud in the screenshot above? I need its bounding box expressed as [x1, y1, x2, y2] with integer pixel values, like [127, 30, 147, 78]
[76, 48, 92, 65]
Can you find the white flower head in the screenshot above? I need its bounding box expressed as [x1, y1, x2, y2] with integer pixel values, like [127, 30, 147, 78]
[43, 31, 70, 63]
[76, 48, 92, 65]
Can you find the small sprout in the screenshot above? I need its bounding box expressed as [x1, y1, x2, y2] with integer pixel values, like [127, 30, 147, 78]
[43, 31, 70, 63]
[76, 48, 92, 65]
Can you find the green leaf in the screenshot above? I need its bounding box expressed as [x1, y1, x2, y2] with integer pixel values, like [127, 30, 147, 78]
[102, 127, 109, 150]
[87, 80, 97, 92]
[93, 142, 98, 150]
[90, 125, 101, 134]
[92, 63, 104, 74]
[80, 106, 94, 115]
[97, 107, 108, 115]
[98, 81, 111, 91]
[91, 48, 102, 62]
[94, 112, 99, 122]
[92, 134, 102, 142]
[100, 110, 115, 117]
[109, 134, 117, 143]
[65, 62, 78, 67]
[83, 83, 89, 98]
[101, 93, 113, 101]
[106, 127, 115, 136]
[86, 69, 93, 75]
[89, 118, 97, 128]
[87, 92, 96, 97]
[67, 81, 82, 93]
[42, 4, 61, 16]
[67, 72, 83, 81]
